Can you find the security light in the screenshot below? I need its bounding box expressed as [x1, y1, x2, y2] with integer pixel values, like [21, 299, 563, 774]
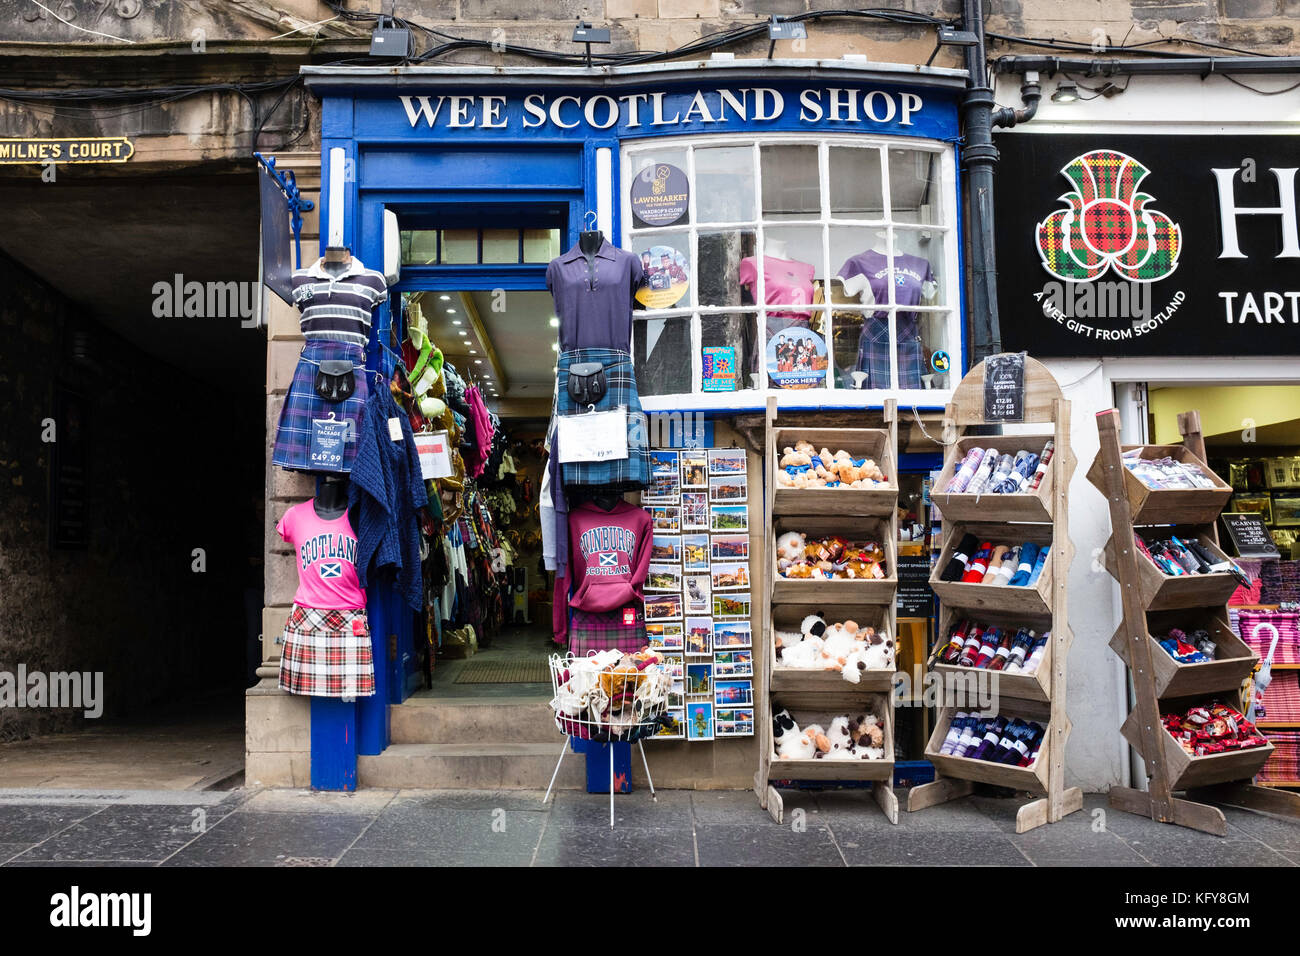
[1051, 82, 1079, 104]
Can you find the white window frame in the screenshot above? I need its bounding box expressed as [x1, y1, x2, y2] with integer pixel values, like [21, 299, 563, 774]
[619, 132, 961, 412]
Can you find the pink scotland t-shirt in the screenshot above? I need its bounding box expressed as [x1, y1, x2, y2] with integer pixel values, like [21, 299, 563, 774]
[276, 500, 367, 610]
[738, 255, 817, 318]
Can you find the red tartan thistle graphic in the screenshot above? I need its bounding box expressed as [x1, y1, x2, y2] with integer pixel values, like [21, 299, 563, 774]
[1036, 150, 1181, 283]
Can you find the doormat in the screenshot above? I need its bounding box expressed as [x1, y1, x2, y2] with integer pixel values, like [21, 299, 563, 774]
[454, 659, 550, 684]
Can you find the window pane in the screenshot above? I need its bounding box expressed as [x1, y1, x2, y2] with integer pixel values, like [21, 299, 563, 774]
[755, 224, 823, 312]
[635, 317, 692, 396]
[698, 229, 756, 308]
[695, 146, 755, 223]
[402, 229, 438, 266]
[889, 148, 942, 225]
[828, 307, 866, 390]
[441, 228, 477, 264]
[894, 228, 945, 307]
[760, 144, 819, 220]
[629, 231, 692, 310]
[628, 148, 690, 229]
[702, 312, 758, 392]
[829, 225, 888, 302]
[829, 146, 885, 220]
[763, 310, 829, 390]
[916, 312, 954, 390]
[481, 228, 518, 263]
[523, 228, 560, 263]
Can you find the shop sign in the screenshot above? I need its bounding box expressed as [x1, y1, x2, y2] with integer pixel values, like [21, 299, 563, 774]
[1221, 512, 1280, 559]
[995, 134, 1300, 355]
[631, 162, 689, 228]
[0, 137, 133, 164]
[635, 244, 689, 309]
[983, 351, 1025, 423]
[765, 328, 828, 389]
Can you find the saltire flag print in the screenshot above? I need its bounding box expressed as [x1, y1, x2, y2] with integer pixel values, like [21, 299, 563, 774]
[599, 552, 620, 568]
[318, 562, 343, 579]
[1036, 149, 1181, 283]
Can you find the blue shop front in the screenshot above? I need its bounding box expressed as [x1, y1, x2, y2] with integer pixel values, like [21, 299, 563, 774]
[294, 60, 969, 790]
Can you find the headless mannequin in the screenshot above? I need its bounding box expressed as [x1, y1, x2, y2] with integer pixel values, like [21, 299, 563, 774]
[590, 491, 622, 512]
[765, 237, 790, 260]
[321, 245, 353, 278]
[315, 475, 349, 520]
[579, 229, 603, 279]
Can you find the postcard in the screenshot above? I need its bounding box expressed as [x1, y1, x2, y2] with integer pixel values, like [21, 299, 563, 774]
[681, 450, 708, 489]
[645, 622, 684, 652]
[685, 617, 713, 656]
[709, 503, 748, 533]
[683, 572, 711, 615]
[651, 534, 682, 563]
[645, 506, 681, 533]
[712, 591, 752, 619]
[712, 619, 752, 649]
[654, 709, 684, 740]
[714, 649, 753, 678]
[714, 679, 753, 708]
[715, 707, 754, 737]
[710, 562, 751, 591]
[709, 473, 747, 503]
[644, 592, 683, 622]
[686, 701, 715, 741]
[710, 533, 749, 562]
[685, 661, 713, 697]
[681, 491, 710, 530]
[645, 563, 683, 592]
[682, 533, 710, 571]
[708, 448, 747, 475]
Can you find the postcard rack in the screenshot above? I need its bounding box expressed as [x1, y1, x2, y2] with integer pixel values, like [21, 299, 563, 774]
[754, 397, 901, 824]
[907, 356, 1082, 833]
[1090, 408, 1300, 836]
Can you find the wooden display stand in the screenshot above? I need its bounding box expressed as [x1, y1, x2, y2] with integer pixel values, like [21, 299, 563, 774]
[754, 398, 900, 824]
[1090, 408, 1300, 836]
[907, 356, 1083, 833]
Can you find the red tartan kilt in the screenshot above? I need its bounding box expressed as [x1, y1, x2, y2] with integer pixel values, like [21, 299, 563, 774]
[279, 605, 376, 698]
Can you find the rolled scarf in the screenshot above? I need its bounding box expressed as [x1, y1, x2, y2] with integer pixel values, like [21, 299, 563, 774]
[1007, 541, 1041, 586]
[980, 545, 1009, 583]
[992, 545, 1021, 586]
[961, 542, 995, 583]
[1028, 440, 1054, 491]
[1026, 546, 1049, 586]
[941, 532, 979, 581]
[992, 450, 1039, 494]
[964, 448, 1000, 495]
[946, 447, 985, 494]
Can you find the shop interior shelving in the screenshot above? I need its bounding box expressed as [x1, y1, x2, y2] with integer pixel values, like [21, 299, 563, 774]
[1090, 408, 1300, 836]
[754, 398, 900, 824]
[906, 356, 1082, 834]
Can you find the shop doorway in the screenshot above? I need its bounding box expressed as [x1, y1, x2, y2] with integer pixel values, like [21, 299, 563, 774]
[398, 286, 559, 699]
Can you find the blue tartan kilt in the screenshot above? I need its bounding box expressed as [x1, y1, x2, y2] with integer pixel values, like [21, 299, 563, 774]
[554, 348, 650, 491]
[272, 339, 369, 473]
[855, 314, 924, 390]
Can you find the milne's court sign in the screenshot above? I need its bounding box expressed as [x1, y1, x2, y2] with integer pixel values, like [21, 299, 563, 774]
[0, 137, 134, 164]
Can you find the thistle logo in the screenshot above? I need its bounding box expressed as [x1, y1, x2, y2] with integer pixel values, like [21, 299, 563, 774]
[1036, 150, 1181, 283]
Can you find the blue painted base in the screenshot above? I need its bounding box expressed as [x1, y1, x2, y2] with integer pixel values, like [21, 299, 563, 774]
[310, 696, 358, 791]
[571, 738, 633, 793]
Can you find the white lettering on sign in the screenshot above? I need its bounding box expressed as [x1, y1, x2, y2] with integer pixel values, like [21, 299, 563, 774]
[1212, 166, 1300, 259]
[397, 88, 925, 132]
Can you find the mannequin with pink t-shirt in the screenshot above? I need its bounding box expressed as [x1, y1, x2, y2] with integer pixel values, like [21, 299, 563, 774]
[737, 237, 817, 320]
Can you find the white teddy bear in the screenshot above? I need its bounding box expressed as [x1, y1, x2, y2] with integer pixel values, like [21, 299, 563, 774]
[824, 715, 857, 759]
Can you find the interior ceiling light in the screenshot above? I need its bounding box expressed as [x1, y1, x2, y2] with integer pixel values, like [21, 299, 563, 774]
[474, 359, 483, 364]
[548, 317, 560, 327]
[452, 320, 462, 326]
[445, 308, 456, 314]
[551, 343, 560, 352]
[1051, 82, 1079, 104]
[438, 294, 450, 301]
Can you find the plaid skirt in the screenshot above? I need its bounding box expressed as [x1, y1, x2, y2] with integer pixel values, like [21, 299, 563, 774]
[855, 314, 924, 390]
[554, 348, 649, 491]
[568, 607, 648, 657]
[279, 604, 376, 698]
[272, 340, 369, 473]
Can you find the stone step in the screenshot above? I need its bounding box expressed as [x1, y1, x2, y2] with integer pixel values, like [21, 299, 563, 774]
[389, 698, 558, 745]
[357, 742, 586, 790]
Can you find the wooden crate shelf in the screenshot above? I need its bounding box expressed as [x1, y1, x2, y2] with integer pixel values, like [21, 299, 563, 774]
[1106, 608, 1257, 700]
[768, 692, 895, 783]
[930, 605, 1054, 704]
[1101, 526, 1241, 611]
[925, 705, 1051, 795]
[1085, 442, 1232, 527]
[771, 427, 897, 518]
[771, 604, 895, 694]
[771, 514, 898, 607]
[929, 521, 1055, 618]
[931, 434, 1056, 524]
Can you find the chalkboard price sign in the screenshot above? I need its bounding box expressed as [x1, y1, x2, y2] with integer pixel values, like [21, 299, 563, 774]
[1220, 512, 1280, 559]
[984, 351, 1026, 423]
[896, 553, 934, 617]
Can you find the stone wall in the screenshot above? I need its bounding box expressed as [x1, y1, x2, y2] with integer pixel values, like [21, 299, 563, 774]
[0, 253, 263, 741]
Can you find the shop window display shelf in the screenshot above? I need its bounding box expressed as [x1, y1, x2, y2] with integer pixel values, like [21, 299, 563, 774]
[770, 426, 897, 519]
[929, 521, 1055, 618]
[906, 356, 1082, 834]
[1092, 408, 1300, 836]
[1100, 524, 1241, 611]
[755, 400, 901, 825]
[930, 434, 1056, 525]
[928, 605, 1053, 704]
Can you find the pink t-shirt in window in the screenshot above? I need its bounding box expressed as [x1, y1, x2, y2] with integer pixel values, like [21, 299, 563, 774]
[738, 255, 817, 319]
[276, 500, 367, 610]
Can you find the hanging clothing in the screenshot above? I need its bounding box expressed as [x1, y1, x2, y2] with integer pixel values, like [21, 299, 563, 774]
[275, 500, 365, 610]
[349, 384, 429, 611]
[553, 500, 652, 646]
[540, 465, 557, 572]
[837, 250, 936, 390]
[554, 348, 650, 491]
[291, 256, 388, 348]
[568, 608, 648, 657]
[738, 255, 817, 319]
[547, 238, 645, 352]
[272, 340, 369, 473]
[279, 605, 375, 698]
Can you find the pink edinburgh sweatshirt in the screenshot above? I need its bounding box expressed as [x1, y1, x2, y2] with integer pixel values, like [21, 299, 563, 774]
[552, 500, 652, 643]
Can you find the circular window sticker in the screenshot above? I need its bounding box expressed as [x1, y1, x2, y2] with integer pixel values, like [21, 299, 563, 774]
[766, 328, 828, 390]
[630, 163, 690, 228]
[636, 245, 690, 310]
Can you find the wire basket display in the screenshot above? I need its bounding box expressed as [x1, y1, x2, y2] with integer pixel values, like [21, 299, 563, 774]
[548, 650, 672, 744]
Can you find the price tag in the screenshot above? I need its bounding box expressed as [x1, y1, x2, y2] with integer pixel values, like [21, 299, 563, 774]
[309, 417, 352, 472]
[388, 417, 404, 442]
[984, 351, 1026, 423]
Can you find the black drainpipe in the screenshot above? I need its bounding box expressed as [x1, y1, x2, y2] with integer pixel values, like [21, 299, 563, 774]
[961, 0, 1042, 361]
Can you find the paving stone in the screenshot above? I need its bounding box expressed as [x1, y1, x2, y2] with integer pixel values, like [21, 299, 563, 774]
[695, 822, 844, 866]
[177, 810, 373, 861]
[534, 824, 696, 867]
[0, 844, 31, 864]
[1122, 837, 1292, 867]
[0, 805, 101, 842]
[241, 789, 399, 815]
[1013, 829, 1153, 867]
[15, 806, 215, 862]
[1217, 807, 1300, 852]
[351, 805, 543, 864]
[692, 789, 780, 825]
[833, 826, 1030, 866]
[548, 789, 692, 827]
[7, 858, 159, 867]
[391, 789, 552, 813]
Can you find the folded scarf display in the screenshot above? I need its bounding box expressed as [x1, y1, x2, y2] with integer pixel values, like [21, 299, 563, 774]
[941, 533, 979, 581]
[990, 450, 1040, 494]
[1007, 542, 1042, 586]
[943, 440, 1052, 495]
[960, 542, 995, 583]
[939, 711, 1045, 766]
[964, 449, 1000, 495]
[947, 447, 985, 494]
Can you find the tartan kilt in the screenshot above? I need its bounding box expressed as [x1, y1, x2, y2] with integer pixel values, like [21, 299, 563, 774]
[279, 604, 376, 698]
[854, 314, 924, 390]
[272, 340, 369, 473]
[554, 348, 649, 491]
[568, 607, 648, 657]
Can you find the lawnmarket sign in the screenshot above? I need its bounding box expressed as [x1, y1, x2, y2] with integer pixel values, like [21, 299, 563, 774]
[996, 134, 1300, 356]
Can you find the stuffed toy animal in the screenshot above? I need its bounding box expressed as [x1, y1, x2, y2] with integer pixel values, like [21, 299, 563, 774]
[781, 635, 825, 669]
[848, 714, 885, 757]
[801, 612, 828, 639]
[824, 715, 857, 759]
[803, 723, 831, 757]
[820, 623, 859, 666]
[775, 710, 821, 759]
[772, 708, 797, 751]
[773, 629, 802, 661]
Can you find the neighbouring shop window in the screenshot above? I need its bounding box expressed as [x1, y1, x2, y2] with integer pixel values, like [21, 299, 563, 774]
[621, 136, 959, 404]
[401, 227, 562, 266]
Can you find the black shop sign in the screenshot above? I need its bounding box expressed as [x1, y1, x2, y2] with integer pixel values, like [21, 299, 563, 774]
[995, 133, 1300, 356]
